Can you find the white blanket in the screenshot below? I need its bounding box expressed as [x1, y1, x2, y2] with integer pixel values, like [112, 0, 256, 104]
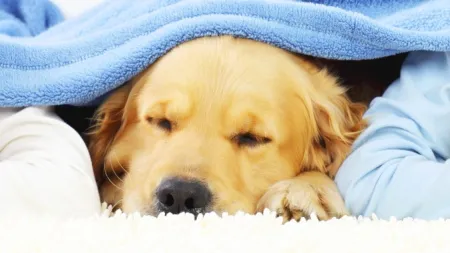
[0, 204, 448, 253]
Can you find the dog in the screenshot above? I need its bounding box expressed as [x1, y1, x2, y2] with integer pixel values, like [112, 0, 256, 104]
[88, 35, 367, 222]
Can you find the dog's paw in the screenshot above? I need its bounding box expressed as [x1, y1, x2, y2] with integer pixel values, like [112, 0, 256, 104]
[256, 172, 349, 222]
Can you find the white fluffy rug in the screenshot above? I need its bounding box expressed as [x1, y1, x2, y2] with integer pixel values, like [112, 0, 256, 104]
[0, 203, 449, 253]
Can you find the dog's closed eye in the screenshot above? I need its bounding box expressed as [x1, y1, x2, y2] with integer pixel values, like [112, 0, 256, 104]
[147, 117, 173, 132]
[233, 133, 271, 148]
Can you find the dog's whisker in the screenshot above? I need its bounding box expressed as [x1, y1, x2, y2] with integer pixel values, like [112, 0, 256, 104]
[111, 150, 128, 182]
[104, 159, 124, 192]
[112, 199, 123, 210]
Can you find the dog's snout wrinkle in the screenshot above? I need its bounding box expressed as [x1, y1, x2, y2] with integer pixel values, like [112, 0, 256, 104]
[155, 177, 211, 216]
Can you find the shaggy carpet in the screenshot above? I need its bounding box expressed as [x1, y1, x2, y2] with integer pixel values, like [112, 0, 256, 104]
[0, 203, 448, 253]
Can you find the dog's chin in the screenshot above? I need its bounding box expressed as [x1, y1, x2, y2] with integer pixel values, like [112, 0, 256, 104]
[119, 197, 252, 218]
[145, 210, 218, 219]
[148, 208, 255, 219]
[140, 200, 215, 218]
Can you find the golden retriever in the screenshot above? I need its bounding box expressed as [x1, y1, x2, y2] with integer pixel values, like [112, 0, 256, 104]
[88, 36, 367, 222]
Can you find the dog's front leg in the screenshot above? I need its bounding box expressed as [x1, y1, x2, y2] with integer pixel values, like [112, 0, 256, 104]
[256, 171, 349, 222]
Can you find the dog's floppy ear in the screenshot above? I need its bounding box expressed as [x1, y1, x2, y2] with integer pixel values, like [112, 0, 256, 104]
[304, 69, 367, 178]
[88, 84, 132, 183]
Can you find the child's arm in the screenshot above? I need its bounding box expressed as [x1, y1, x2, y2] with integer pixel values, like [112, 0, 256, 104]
[335, 51, 450, 220]
[0, 107, 101, 218]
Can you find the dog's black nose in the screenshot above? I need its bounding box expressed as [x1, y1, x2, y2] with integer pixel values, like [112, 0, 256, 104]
[155, 177, 211, 215]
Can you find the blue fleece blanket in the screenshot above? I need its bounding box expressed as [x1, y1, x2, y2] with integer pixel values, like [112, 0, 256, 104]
[0, 0, 449, 107]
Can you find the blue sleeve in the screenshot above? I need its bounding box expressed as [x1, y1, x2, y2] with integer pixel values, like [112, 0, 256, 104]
[335, 51, 450, 220]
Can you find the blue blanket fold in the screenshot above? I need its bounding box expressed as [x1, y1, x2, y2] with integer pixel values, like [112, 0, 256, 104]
[0, 0, 449, 106]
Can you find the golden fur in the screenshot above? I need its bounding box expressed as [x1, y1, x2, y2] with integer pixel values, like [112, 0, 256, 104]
[88, 36, 367, 221]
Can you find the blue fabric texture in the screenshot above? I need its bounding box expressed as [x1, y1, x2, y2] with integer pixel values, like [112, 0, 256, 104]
[0, 0, 450, 106]
[335, 51, 450, 220]
[0, 0, 63, 37]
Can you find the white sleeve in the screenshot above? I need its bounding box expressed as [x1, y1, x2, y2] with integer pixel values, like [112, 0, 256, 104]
[0, 107, 101, 218]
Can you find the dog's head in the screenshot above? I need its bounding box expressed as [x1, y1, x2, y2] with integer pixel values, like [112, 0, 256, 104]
[89, 36, 366, 216]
